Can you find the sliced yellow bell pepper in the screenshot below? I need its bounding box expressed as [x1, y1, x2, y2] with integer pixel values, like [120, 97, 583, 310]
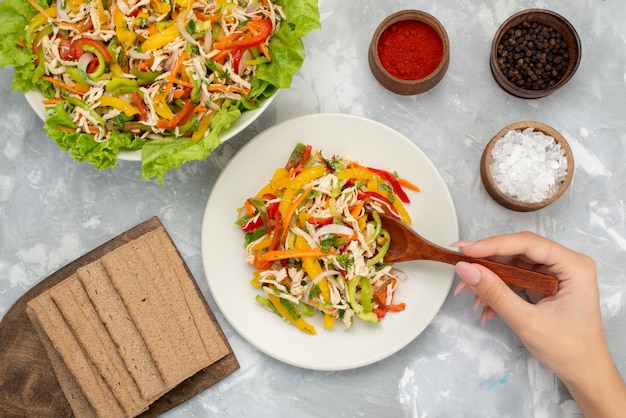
[67, 0, 83, 14]
[290, 165, 326, 190]
[113, 7, 137, 50]
[153, 94, 175, 119]
[192, 113, 213, 142]
[250, 271, 261, 288]
[255, 167, 289, 198]
[295, 235, 335, 329]
[392, 197, 412, 225]
[251, 235, 271, 252]
[98, 96, 139, 117]
[134, 11, 150, 27]
[278, 187, 297, 220]
[151, 0, 171, 14]
[297, 211, 310, 228]
[141, 24, 179, 52]
[94, 0, 107, 26]
[336, 167, 375, 182]
[109, 63, 124, 77]
[267, 293, 316, 335]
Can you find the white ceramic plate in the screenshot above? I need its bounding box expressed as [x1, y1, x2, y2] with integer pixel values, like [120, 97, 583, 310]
[24, 90, 276, 161]
[201, 113, 458, 371]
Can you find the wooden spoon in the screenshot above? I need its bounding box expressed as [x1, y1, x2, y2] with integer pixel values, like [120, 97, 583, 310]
[379, 214, 559, 296]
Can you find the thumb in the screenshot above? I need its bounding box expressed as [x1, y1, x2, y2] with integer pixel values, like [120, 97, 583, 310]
[455, 261, 532, 330]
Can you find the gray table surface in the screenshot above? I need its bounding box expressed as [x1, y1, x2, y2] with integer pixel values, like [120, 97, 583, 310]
[1, 0, 625, 416]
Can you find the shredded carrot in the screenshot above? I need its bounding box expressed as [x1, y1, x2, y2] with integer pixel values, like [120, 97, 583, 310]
[244, 200, 256, 216]
[206, 84, 250, 94]
[258, 42, 271, 60]
[211, 50, 229, 64]
[56, 125, 78, 133]
[258, 246, 336, 262]
[280, 185, 314, 242]
[165, 76, 192, 88]
[163, 51, 187, 97]
[40, 76, 89, 95]
[15, 39, 26, 48]
[193, 104, 208, 114]
[42, 97, 63, 105]
[315, 150, 330, 170]
[398, 178, 421, 192]
[56, 124, 101, 135]
[350, 200, 365, 219]
[171, 89, 189, 99]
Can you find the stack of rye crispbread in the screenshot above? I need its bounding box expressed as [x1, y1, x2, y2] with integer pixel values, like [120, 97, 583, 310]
[25, 226, 229, 417]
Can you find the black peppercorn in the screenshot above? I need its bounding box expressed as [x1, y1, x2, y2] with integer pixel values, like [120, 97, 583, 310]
[496, 21, 570, 90]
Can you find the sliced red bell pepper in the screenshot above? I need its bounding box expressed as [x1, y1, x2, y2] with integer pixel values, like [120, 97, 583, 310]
[57, 35, 72, 61]
[131, 92, 148, 122]
[307, 216, 334, 226]
[156, 99, 194, 129]
[233, 48, 244, 73]
[372, 302, 405, 319]
[212, 19, 272, 50]
[299, 145, 312, 168]
[367, 166, 410, 203]
[267, 209, 283, 252]
[86, 58, 100, 74]
[357, 191, 401, 219]
[241, 198, 278, 233]
[387, 302, 406, 312]
[266, 200, 279, 222]
[372, 306, 387, 319]
[70, 37, 113, 62]
[285, 143, 312, 170]
[241, 216, 263, 232]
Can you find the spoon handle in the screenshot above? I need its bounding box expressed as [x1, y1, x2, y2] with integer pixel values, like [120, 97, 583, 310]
[432, 249, 559, 296]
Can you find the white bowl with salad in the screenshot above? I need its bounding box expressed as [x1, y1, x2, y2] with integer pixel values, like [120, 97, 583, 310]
[202, 114, 459, 370]
[0, 0, 320, 181]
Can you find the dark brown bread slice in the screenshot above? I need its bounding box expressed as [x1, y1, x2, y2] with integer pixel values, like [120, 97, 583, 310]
[77, 260, 167, 402]
[50, 276, 148, 417]
[101, 244, 197, 388]
[26, 304, 97, 418]
[150, 228, 229, 361]
[133, 228, 212, 366]
[25, 296, 125, 417]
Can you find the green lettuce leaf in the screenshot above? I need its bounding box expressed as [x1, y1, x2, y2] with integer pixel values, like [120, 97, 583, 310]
[0, 0, 55, 95]
[0, 0, 321, 183]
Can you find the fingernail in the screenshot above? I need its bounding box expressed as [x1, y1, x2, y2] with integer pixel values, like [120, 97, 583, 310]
[453, 281, 466, 296]
[455, 261, 482, 286]
[481, 308, 488, 327]
[473, 295, 481, 312]
[450, 240, 475, 248]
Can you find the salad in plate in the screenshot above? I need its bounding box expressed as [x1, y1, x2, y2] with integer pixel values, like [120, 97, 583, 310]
[0, 0, 319, 181]
[236, 143, 420, 334]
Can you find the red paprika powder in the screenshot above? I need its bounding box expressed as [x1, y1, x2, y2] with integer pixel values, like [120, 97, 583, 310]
[377, 20, 444, 80]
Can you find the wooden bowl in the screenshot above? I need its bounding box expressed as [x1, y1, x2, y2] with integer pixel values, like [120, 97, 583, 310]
[368, 10, 450, 95]
[490, 9, 581, 99]
[480, 121, 574, 211]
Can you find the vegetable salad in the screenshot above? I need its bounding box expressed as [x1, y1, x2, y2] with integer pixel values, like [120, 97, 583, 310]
[236, 143, 420, 334]
[0, 0, 320, 181]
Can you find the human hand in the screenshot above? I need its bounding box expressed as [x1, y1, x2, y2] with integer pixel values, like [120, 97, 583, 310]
[453, 231, 626, 416]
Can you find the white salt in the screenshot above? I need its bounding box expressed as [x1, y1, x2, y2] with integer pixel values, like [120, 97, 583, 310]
[490, 128, 568, 203]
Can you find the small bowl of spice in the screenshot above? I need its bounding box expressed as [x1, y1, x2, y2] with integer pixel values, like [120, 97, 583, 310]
[480, 121, 574, 211]
[490, 9, 581, 99]
[368, 10, 450, 95]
